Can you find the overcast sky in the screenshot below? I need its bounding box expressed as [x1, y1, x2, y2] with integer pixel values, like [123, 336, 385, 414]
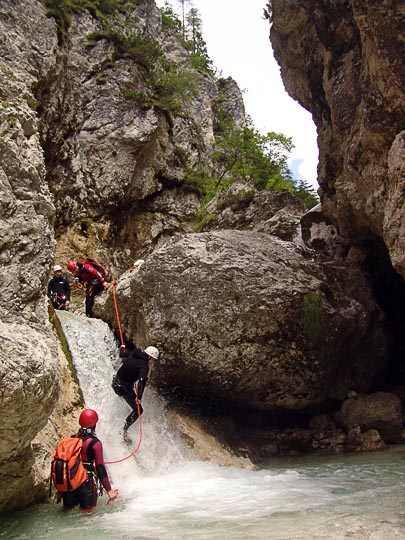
[155, 0, 319, 189]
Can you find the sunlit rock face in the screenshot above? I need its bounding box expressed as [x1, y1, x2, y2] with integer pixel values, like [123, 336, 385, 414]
[34, 1, 245, 270]
[270, 0, 405, 277]
[202, 183, 307, 242]
[97, 229, 390, 414]
[0, 0, 60, 512]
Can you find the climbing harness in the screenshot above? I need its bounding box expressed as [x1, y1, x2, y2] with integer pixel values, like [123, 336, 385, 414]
[74, 277, 84, 289]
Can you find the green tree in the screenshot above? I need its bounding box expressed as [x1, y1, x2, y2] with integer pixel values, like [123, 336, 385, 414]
[292, 178, 319, 208]
[212, 122, 294, 191]
[177, 0, 192, 40]
[186, 8, 205, 54]
[160, 1, 182, 33]
[185, 7, 213, 72]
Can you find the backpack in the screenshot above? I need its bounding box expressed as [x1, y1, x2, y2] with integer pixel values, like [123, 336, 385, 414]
[83, 257, 109, 279]
[50, 437, 88, 493]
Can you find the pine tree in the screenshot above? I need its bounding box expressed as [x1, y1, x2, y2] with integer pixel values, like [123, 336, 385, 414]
[177, 0, 192, 40]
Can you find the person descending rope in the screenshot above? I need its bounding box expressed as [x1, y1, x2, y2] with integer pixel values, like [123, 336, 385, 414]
[47, 265, 71, 310]
[67, 259, 111, 317]
[57, 409, 118, 512]
[112, 344, 160, 444]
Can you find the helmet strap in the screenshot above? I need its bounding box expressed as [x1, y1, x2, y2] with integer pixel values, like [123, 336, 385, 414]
[79, 427, 95, 436]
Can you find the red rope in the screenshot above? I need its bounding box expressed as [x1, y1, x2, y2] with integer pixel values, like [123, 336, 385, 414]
[104, 283, 142, 464]
[104, 389, 142, 465]
[103, 394, 143, 465]
[111, 283, 124, 347]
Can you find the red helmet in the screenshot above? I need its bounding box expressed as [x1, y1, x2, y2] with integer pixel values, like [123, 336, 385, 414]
[79, 409, 99, 428]
[67, 261, 77, 273]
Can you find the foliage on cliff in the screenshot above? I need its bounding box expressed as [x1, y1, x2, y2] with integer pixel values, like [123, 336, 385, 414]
[185, 116, 318, 210]
[43, 0, 317, 217]
[43, 0, 147, 42]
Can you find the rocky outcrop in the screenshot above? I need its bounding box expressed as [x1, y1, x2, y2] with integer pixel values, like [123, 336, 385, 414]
[336, 391, 403, 442]
[203, 182, 306, 242]
[0, 0, 63, 512]
[300, 203, 348, 258]
[269, 0, 405, 420]
[166, 410, 255, 469]
[97, 229, 390, 416]
[33, 2, 245, 271]
[0, 0, 248, 512]
[270, 0, 405, 278]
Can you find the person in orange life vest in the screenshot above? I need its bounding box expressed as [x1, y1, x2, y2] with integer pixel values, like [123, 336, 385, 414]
[61, 409, 118, 512]
[67, 260, 111, 317]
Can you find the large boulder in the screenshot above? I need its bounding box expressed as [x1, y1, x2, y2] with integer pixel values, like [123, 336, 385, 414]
[336, 391, 403, 442]
[97, 229, 390, 415]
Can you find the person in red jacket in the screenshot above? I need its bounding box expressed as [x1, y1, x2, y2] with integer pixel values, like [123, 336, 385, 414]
[62, 409, 118, 512]
[67, 260, 111, 317]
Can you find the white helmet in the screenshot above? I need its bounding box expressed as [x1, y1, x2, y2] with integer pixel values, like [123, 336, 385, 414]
[144, 346, 159, 360]
[53, 264, 62, 272]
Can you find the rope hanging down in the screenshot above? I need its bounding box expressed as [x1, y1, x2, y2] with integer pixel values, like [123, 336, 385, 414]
[103, 390, 143, 465]
[111, 282, 125, 347]
[104, 283, 142, 464]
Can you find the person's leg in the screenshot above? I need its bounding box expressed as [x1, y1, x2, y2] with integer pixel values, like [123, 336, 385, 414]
[121, 387, 143, 441]
[85, 282, 103, 317]
[79, 477, 97, 512]
[124, 404, 144, 431]
[111, 376, 125, 396]
[85, 290, 95, 317]
[61, 489, 80, 511]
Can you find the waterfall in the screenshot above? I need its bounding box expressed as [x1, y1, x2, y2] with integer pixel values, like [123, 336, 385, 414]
[16, 310, 398, 540]
[56, 311, 188, 497]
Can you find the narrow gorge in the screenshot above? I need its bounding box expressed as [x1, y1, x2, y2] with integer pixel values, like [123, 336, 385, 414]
[0, 0, 404, 514]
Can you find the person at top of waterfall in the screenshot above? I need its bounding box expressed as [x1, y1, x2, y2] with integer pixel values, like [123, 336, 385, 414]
[112, 343, 160, 443]
[66, 260, 111, 318]
[61, 409, 118, 512]
[47, 264, 71, 310]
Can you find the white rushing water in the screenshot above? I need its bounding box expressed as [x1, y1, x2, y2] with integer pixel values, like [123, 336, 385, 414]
[2, 311, 405, 540]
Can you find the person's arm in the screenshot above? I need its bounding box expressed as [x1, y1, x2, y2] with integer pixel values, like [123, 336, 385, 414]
[119, 345, 130, 359]
[65, 278, 71, 301]
[136, 366, 148, 400]
[84, 263, 105, 285]
[93, 440, 118, 501]
[47, 280, 52, 299]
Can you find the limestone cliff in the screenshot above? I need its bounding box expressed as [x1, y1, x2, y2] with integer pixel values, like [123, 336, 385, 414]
[270, 0, 405, 396]
[0, 1, 62, 512]
[270, 0, 404, 279]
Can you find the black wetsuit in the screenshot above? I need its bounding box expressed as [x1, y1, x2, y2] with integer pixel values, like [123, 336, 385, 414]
[111, 348, 150, 432]
[47, 276, 71, 309]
